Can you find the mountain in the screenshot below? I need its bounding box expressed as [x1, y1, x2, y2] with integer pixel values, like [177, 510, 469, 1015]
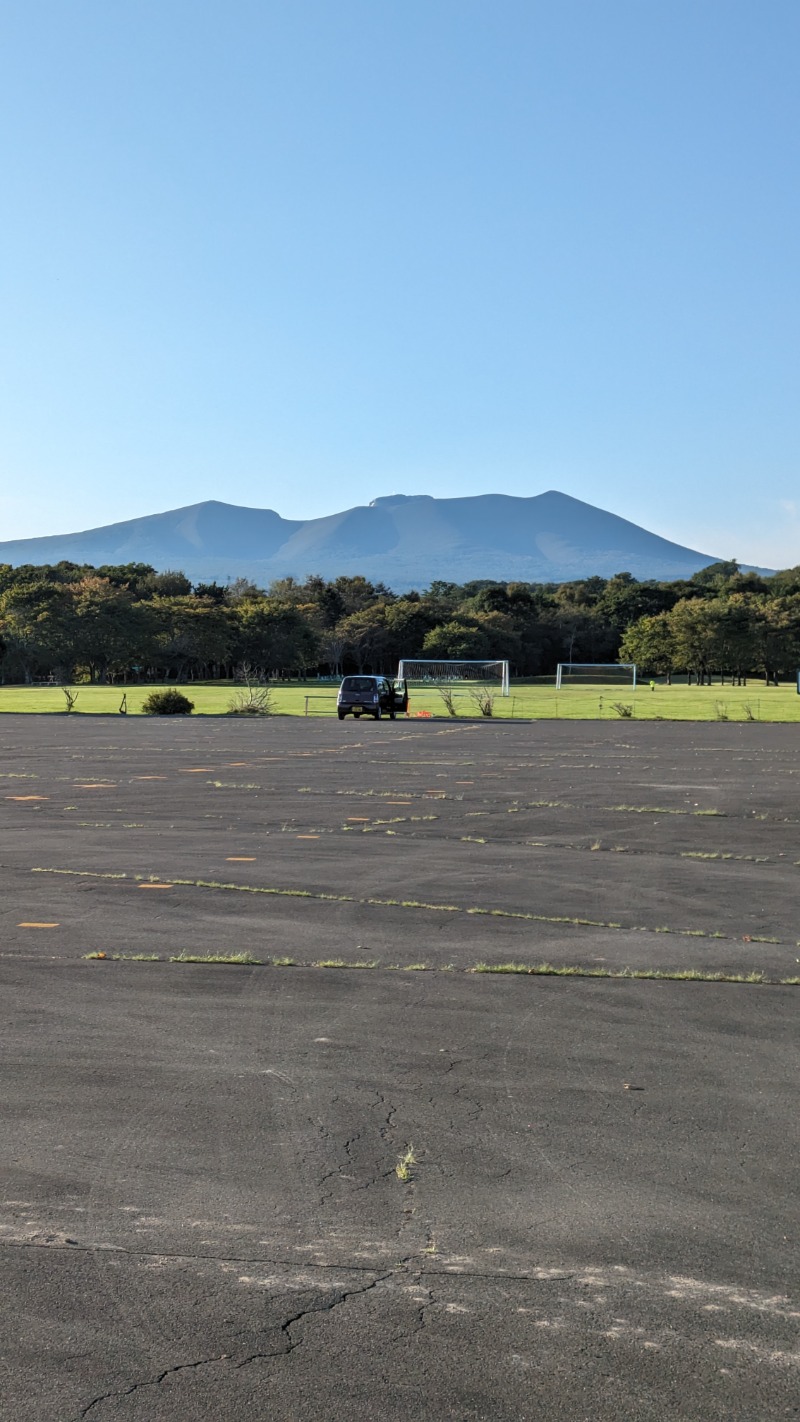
[0, 491, 752, 587]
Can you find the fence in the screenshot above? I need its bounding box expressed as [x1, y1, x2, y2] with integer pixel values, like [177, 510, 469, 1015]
[304, 694, 337, 717]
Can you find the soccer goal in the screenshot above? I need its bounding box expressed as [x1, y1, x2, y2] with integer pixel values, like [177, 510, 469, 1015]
[555, 662, 637, 690]
[398, 659, 510, 696]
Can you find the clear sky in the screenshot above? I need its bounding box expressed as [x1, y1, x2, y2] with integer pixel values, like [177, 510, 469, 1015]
[1, 1, 798, 567]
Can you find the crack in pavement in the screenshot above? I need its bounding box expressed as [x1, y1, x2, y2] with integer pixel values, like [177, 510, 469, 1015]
[73, 1275, 395, 1415]
[236, 1269, 395, 1370]
[76, 1353, 232, 1418]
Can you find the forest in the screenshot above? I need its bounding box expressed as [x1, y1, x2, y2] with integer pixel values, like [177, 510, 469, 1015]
[2, 558, 800, 686]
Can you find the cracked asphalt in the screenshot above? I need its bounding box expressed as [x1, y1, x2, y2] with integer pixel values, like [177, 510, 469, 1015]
[1, 716, 799, 1419]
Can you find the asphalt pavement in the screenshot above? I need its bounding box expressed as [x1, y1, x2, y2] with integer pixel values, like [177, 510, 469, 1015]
[1, 716, 798, 1419]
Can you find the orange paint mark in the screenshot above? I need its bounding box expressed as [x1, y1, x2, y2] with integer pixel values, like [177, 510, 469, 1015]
[138, 883, 173, 890]
[225, 762, 249, 767]
[297, 834, 320, 839]
[180, 768, 213, 773]
[76, 784, 116, 790]
[6, 795, 48, 801]
[347, 817, 370, 821]
[18, 922, 59, 928]
[456, 781, 474, 785]
[226, 856, 256, 862]
[133, 775, 167, 781]
[385, 800, 411, 805]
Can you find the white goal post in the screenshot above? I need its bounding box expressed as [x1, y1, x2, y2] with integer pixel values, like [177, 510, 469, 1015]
[398, 659, 510, 696]
[556, 662, 637, 689]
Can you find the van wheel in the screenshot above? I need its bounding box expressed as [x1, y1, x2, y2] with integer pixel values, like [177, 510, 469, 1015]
[354, 713, 361, 719]
[337, 711, 346, 720]
[389, 711, 396, 720]
[374, 708, 382, 720]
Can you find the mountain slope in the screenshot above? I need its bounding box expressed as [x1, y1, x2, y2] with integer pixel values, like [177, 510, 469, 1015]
[0, 491, 740, 586]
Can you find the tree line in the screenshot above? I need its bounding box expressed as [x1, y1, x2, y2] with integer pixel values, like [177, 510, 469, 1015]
[1, 557, 800, 685]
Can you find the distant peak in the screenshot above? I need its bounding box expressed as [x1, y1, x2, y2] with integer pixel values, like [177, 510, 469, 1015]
[369, 493, 434, 508]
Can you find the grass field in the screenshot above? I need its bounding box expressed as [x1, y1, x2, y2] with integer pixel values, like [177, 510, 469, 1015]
[1, 678, 799, 720]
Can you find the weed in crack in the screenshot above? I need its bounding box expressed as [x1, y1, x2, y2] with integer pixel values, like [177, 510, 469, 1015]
[395, 1145, 417, 1182]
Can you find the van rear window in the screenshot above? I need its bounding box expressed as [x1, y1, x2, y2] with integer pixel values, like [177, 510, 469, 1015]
[341, 677, 375, 692]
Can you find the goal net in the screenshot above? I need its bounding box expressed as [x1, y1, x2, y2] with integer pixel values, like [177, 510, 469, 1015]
[398, 659, 510, 696]
[556, 662, 637, 689]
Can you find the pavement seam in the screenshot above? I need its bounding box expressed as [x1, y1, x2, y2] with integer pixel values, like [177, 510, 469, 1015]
[0, 1237, 576, 1283]
[2, 951, 797, 984]
[25, 865, 800, 950]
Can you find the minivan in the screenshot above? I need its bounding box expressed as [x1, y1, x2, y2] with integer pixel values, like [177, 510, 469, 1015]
[337, 675, 409, 721]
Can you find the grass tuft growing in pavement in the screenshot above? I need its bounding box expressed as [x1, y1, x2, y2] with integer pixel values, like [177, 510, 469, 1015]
[78, 953, 800, 984]
[313, 958, 379, 969]
[395, 1145, 417, 1181]
[171, 952, 262, 965]
[468, 962, 773, 984]
[33, 868, 796, 952]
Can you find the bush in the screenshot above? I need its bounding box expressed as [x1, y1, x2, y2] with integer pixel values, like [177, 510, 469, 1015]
[227, 685, 274, 716]
[469, 689, 495, 717]
[438, 688, 459, 717]
[142, 688, 195, 716]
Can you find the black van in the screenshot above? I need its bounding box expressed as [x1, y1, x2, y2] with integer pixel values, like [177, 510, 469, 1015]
[337, 675, 409, 721]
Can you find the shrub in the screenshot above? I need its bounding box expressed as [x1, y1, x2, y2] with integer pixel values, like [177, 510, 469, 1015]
[438, 687, 459, 717]
[611, 702, 633, 718]
[469, 689, 495, 717]
[227, 686, 274, 716]
[142, 689, 194, 715]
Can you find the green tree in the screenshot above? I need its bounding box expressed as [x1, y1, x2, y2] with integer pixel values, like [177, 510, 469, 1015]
[138, 570, 193, 598]
[620, 613, 677, 682]
[383, 599, 438, 667]
[422, 620, 490, 660]
[710, 594, 761, 684]
[752, 596, 800, 685]
[150, 596, 233, 680]
[337, 604, 391, 673]
[0, 580, 77, 681]
[193, 581, 228, 604]
[233, 598, 318, 675]
[68, 577, 148, 682]
[668, 599, 721, 683]
[547, 608, 619, 667]
[597, 574, 677, 631]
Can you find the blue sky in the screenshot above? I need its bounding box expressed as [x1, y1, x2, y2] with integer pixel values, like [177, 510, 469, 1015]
[1, 1, 798, 567]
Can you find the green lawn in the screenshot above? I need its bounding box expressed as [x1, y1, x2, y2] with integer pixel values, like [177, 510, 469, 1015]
[1, 679, 799, 721]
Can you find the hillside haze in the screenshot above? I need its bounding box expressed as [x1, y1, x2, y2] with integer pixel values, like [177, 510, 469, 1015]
[0, 491, 732, 586]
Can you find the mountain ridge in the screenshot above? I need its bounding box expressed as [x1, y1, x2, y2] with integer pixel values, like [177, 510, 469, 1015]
[0, 491, 762, 586]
